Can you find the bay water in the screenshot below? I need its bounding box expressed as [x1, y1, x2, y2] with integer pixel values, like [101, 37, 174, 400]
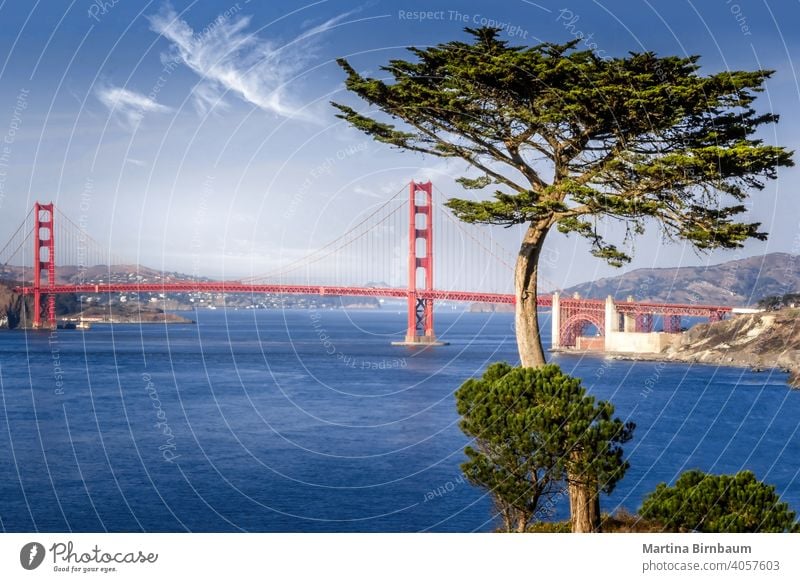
[0, 309, 797, 532]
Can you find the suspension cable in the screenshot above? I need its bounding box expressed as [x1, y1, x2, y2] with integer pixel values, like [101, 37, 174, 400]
[244, 183, 409, 282]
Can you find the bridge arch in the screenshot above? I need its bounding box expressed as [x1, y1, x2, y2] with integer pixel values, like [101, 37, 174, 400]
[559, 312, 605, 348]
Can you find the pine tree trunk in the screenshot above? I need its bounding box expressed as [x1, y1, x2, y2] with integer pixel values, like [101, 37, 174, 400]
[496, 501, 515, 532]
[514, 224, 549, 368]
[501, 510, 513, 533]
[516, 513, 528, 533]
[569, 479, 601, 532]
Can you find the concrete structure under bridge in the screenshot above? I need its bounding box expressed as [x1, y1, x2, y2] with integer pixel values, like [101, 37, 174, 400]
[550, 293, 733, 354]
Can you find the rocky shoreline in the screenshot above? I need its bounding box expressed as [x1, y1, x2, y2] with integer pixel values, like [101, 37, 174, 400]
[605, 352, 798, 386]
[64, 314, 194, 325]
[604, 308, 800, 388]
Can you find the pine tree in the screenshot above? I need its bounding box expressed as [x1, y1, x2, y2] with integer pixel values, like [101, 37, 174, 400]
[456, 363, 634, 532]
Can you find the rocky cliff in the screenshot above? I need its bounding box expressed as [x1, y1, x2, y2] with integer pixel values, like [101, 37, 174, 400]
[662, 309, 800, 387]
[0, 281, 31, 328]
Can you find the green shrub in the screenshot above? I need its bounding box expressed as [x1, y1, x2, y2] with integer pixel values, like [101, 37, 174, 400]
[639, 470, 799, 532]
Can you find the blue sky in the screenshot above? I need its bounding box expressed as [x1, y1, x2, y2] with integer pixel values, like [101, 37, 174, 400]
[1, 0, 799, 289]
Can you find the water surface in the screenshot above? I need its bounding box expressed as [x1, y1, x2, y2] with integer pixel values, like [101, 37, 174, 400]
[0, 309, 796, 531]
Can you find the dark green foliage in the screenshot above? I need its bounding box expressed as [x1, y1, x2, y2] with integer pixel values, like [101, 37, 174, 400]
[758, 293, 800, 310]
[55, 293, 81, 316]
[333, 28, 793, 266]
[639, 470, 800, 532]
[455, 362, 634, 531]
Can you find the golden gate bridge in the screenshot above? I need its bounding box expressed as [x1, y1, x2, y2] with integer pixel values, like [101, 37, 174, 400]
[0, 181, 732, 349]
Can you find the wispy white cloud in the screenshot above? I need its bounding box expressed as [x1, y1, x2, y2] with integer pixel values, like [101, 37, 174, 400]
[147, 4, 353, 121]
[296, 11, 354, 42]
[95, 84, 172, 129]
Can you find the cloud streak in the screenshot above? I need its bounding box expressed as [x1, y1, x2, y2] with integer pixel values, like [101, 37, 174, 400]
[147, 4, 352, 121]
[95, 85, 172, 129]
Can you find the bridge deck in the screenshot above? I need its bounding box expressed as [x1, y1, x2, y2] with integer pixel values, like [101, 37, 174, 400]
[12, 282, 733, 315]
[13, 283, 522, 305]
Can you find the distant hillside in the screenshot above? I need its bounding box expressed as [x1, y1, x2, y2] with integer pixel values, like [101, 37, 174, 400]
[0, 264, 202, 284]
[562, 253, 800, 306]
[56, 264, 172, 284]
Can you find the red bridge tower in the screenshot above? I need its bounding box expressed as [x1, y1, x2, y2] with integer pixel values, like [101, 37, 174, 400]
[32, 202, 57, 329]
[393, 181, 446, 346]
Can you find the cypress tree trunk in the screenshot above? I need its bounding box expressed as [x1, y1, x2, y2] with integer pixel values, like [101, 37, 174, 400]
[514, 223, 549, 368]
[516, 222, 602, 533]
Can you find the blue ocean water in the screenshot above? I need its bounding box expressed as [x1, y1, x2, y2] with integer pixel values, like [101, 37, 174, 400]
[0, 309, 797, 532]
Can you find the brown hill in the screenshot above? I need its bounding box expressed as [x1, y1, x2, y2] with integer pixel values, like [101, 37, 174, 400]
[0, 264, 202, 285]
[563, 253, 799, 306]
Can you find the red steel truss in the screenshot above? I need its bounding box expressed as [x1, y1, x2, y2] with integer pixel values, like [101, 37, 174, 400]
[15, 282, 519, 305]
[615, 301, 732, 318]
